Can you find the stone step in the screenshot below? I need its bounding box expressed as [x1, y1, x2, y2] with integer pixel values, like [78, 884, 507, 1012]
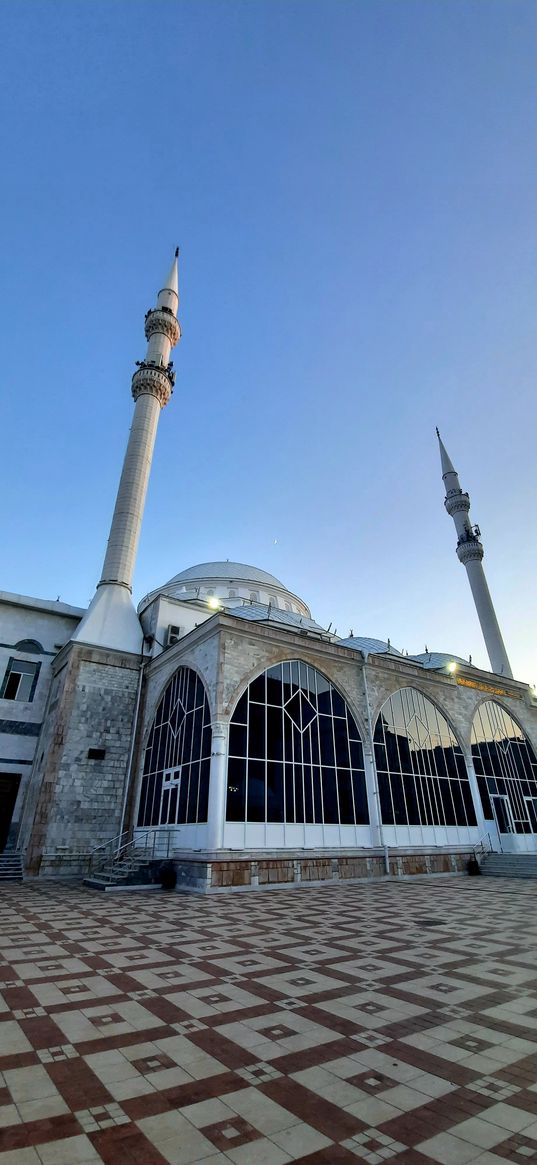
[481, 853, 537, 879]
[83, 876, 161, 893]
[0, 852, 23, 882]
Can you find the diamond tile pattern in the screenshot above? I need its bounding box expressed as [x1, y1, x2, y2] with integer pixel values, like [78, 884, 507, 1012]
[1, 878, 537, 1163]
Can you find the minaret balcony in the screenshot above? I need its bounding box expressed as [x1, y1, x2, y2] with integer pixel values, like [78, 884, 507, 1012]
[456, 536, 484, 565]
[144, 308, 181, 346]
[131, 362, 174, 407]
[445, 491, 470, 517]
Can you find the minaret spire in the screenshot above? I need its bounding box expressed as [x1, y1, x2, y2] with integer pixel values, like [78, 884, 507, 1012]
[72, 252, 181, 652]
[436, 430, 512, 678]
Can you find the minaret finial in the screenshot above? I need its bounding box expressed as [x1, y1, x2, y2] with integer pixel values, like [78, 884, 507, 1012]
[435, 425, 440, 438]
[437, 434, 512, 679]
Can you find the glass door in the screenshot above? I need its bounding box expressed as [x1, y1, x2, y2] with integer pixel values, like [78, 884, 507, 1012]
[160, 767, 181, 826]
[491, 794, 516, 852]
[525, 797, 537, 833]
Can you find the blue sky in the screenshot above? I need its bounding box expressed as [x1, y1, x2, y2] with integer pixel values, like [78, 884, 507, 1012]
[2, 0, 537, 682]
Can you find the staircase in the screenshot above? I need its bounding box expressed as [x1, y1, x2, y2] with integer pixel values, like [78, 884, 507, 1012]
[84, 829, 173, 891]
[84, 848, 156, 890]
[481, 852, 537, 879]
[0, 851, 23, 882]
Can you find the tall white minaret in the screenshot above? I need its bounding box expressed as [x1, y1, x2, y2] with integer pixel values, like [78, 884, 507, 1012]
[72, 251, 181, 653]
[437, 429, 512, 678]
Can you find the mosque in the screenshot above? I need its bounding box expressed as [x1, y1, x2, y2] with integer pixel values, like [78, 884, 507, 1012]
[2, 254, 537, 889]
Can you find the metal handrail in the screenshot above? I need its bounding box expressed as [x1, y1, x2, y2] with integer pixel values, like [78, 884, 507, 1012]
[88, 831, 132, 874]
[473, 831, 493, 861]
[90, 831, 130, 857]
[88, 827, 174, 879]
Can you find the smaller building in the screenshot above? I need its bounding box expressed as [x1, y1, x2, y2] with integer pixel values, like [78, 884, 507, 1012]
[0, 592, 83, 849]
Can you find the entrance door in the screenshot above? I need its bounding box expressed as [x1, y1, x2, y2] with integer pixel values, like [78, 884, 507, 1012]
[159, 768, 181, 826]
[525, 797, 537, 833]
[0, 773, 21, 851]
[491, 794, 517, 852]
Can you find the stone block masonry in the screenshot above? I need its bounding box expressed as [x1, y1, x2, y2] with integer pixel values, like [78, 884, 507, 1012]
[21, 642, 141, 875]
[170, 848, 473, 893]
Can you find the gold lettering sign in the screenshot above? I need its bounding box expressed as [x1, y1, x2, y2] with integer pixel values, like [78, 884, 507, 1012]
[456, 675, 522, 699]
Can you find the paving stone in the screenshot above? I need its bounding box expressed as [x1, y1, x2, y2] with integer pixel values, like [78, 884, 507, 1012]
[0, 879, 537, 1164]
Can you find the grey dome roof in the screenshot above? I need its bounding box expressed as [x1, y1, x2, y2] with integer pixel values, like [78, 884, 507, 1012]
[409, 651, 471, 670]
[339, 636, 403, 656]
[166, 561, 286, 588]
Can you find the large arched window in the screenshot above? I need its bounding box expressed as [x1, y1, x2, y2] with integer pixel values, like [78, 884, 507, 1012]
[226, 660, 368, 825]
[137, 667, 211, 827]
[472, 701, 537, 834]
[374, 687, 476, 827]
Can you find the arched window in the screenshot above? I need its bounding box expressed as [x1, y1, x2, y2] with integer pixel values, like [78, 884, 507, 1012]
[14, 639, 43, 654]
[226, 660, 368, 826]
[471, 701, 537, 834]
[137, 667, 212, 827]
[374, 688, 476, 827]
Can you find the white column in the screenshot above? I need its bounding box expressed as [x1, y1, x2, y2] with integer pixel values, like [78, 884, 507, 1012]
[100, 392, 162, 588]
[362, 663, 389, 869]
[465, 751, 487, 836]
[206, 720, 228, 851]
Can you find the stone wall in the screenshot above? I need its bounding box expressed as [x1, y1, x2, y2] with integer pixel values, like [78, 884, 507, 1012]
[22, 642, 140, 874]
[170, 849, 473, 894]
[0, 594, 83, 847]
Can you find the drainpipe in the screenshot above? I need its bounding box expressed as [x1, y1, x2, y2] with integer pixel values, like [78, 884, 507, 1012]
[362, 655, 390, 875]
[117, 649, 147, 853]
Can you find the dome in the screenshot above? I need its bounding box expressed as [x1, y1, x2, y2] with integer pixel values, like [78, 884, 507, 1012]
[167, 562, 286, 588]
[339, 636, 403, 656]
[139, 560, 311, 618]
[409, 651, 472, 670]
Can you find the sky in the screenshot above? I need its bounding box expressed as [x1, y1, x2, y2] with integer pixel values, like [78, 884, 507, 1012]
[2, 0, 537, 683]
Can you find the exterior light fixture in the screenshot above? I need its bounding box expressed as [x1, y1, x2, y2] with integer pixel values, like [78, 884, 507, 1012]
[447, 661, 458, 674]
[207, 596, 221, 610]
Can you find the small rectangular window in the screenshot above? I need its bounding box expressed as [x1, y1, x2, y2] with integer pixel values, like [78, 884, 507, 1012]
[88, 747, 106, 760]
[0, 658, 40, 702]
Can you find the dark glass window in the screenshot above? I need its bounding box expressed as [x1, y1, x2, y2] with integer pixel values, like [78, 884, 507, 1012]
[0, 658, 40, 702]
[471, 701, 537, 833]
[226, 660, 368, 826]
[374, 688, 476, 828]
[137, 668, 212, 827]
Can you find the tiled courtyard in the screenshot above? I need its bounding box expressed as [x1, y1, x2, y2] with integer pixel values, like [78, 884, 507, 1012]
[1, 877, 537, 1165]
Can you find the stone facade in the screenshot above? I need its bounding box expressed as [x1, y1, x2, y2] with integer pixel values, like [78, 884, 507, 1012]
[170, 848, 473, 894]
[21, 642, 140, 874]
[0, 593, 83, 847]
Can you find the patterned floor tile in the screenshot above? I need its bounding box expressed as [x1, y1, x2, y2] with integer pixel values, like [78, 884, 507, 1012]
[1, 879, 537, 1164]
